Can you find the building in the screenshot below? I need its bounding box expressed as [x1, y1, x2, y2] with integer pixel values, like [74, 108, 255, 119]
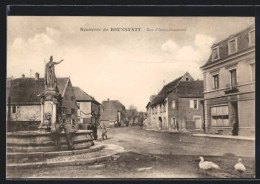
[73, 86, 101, 129]
[146, 72, 204, 131]
[100, 99, 127, 127]
[6, 73, 78, 131]
[200, 25, 255, 136]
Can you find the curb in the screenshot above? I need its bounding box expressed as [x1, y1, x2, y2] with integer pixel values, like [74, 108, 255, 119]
[7, 145, 105, 158]
[7, 152, 116, 169]
[192, 134, 255, 141]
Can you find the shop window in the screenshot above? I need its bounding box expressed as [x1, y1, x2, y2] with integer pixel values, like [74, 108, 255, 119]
[211, 106, 229, 127]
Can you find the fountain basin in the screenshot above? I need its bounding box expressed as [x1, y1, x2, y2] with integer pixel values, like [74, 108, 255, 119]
[7, 130, 94, 152]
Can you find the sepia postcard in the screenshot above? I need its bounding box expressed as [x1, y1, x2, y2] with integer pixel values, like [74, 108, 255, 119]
[6, 14, 255, 179]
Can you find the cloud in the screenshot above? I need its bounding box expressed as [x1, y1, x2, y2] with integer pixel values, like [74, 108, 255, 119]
[161, 40, 179, 52]
[195, 34, 215, 48]
[161, 34, 215, 65]
[46, 27, 61, 38]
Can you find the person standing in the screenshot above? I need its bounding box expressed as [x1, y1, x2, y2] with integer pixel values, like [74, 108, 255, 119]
[62, 120, 75, 150]
[50, 120, 62, 151]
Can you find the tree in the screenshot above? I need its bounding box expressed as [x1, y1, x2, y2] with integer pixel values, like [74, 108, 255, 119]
[129, 105, 137, 110]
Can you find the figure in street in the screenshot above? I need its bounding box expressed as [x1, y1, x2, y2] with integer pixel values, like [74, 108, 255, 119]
[101, 124, 108, 140]
[62, 120, 75, 150]
[50, 118, 62, 150]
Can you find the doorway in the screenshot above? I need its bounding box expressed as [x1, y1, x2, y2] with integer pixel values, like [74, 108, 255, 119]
[193, 116, 201, 129]
[158, 117, 162, 130]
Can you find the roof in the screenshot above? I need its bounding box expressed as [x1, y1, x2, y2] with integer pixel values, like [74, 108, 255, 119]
[100, 100, 125, 121]
[150, 76, 182, 106]
[201, 25, 255, 69]
[73, 86, 100, 104]
[150, 73, 204, 106]
[176, 80, 204, 98]
[7, 77, 69, 105]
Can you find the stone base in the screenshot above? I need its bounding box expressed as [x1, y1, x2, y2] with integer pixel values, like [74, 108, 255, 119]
[7, 130, 94, 152]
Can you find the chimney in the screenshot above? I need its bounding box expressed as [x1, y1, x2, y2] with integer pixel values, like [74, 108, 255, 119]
[21, 74, 25, 78]
[35, 72, 39, 80]
[107, 98, 109, 102]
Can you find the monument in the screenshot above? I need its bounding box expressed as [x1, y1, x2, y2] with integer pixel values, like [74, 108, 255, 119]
[38, 56, 63, 131]
[7, 56, 94, 153]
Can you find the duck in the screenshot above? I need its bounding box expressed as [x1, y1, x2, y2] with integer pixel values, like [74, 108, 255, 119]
[234, 158, 246, 177]
[199, 156, 220, 175]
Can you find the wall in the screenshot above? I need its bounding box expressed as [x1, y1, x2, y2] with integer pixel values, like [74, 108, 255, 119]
[167, 92, 179, 130]
[9, 105, 41, 121]
[177, 98, 204, 130]
[60, 80, 78, 124]
[203, 50, 255, 136]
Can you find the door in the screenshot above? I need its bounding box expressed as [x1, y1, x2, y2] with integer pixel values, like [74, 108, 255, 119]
[171, 117, 176, 130]
[194, 116, 201, 129]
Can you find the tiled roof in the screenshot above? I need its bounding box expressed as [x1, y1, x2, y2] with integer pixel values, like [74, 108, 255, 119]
[73, 86, 100, 104]
[201, 25, 255, 68]
[150, 77, 182, 106]
[176, 81, 204, 98]
[100, 100, 125, 121]
[7, 77, 69, 105]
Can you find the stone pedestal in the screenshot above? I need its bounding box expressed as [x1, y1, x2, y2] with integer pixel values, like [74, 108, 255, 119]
[38, 86, 61, 132]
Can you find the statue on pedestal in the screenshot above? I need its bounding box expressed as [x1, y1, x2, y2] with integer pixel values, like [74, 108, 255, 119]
[44, 56, 63, 89]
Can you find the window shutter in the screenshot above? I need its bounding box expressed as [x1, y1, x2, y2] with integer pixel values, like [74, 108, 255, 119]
[190, 100, 193, 108]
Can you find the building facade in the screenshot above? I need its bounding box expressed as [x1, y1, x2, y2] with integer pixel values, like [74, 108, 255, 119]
[201, 25, 255, 136]
[6, 74, 78, 131]
[100, 99, 127, 127]
[73, 87, 101, 129]
[146, 72, 204, 131]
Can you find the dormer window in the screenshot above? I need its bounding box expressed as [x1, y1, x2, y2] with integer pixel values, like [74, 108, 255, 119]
[228, 38, 237, 54]
[249, 29, 255, 46]
[212, 46, 220, 61]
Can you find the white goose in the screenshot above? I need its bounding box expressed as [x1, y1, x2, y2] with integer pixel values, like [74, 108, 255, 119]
[199, 156, 220, 175]
[234, 158, 246, 177]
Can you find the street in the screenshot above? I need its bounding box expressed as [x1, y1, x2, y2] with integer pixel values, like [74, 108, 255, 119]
[7, 126, 255, 178]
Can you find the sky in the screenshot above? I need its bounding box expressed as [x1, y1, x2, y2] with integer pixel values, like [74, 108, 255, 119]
[7, 16, 254, 111]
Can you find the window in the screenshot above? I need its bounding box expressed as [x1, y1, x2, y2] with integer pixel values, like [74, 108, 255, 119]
[228, 38, 237, 54]
[172, 100, 176, 109]
[12, 106, 16, 113]
[62, 107, 67, 113]
[211, 106, 229, 127]
[190, 100, 198, 109]
[251, 63, 255, 81]
[71, 96, 74, 101]
[186, 78, 189, 81]
[71, 109, 76, 114]
[212, 74, 219, 89]
[230, 69, 237, 87]
[212, 47, 220, 61]
[249, 29, 255, 45]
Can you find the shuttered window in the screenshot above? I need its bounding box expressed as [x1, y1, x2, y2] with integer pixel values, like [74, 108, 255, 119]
[211, 105, 230, 127]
